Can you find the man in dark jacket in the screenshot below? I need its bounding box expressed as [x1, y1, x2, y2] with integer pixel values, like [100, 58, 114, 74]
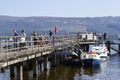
[13, 29, 18, 48]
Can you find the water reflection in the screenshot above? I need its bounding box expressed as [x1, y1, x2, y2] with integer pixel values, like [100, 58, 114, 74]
[1, 54, 120, 80]
[83, 66, 101, 76]
[0, 60, 109, 80]
[73, 66, 101, 80]
[37, 65, 101, 80]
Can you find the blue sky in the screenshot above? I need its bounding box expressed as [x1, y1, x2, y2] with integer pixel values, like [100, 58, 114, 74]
[0, 0, 120, 17]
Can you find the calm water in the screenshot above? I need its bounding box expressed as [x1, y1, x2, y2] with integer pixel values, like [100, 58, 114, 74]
[0, 48, 120, 80]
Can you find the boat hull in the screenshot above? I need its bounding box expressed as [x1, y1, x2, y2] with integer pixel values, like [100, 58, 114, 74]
[83, 59, 101, 67]
[92, 43, 109, 60]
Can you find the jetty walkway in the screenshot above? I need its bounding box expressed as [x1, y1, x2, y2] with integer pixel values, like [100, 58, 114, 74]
[0, 33, 119, 80]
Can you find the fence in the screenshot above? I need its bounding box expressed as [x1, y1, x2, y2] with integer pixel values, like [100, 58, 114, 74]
[0, 34, 119, 54]
[0, 35, 77, 53]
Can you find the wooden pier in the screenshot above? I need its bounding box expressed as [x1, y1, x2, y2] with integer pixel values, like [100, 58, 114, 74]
[0, 34, 119, 80]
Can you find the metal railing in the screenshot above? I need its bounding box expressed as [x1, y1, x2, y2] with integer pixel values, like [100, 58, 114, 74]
[0, 35, 78, 54]
[0, 35, 77, 61]
[0, 34, 118, 55]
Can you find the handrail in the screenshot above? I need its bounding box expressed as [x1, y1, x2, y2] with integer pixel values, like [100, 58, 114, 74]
[0, 34, 117, 54]
[0, 35, 78, 54]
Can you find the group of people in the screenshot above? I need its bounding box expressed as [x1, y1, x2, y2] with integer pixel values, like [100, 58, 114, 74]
[98, 32, 107, 41]
[12, 29, 53, 48]
[13, 29, 26, 48]
[32, 30, 53, 47]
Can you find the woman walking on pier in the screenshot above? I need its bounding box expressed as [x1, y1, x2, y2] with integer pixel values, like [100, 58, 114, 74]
[19, 29, 26, 48]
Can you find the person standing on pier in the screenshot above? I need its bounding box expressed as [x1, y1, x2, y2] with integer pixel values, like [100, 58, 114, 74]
[103, 32, 107, 41]
[49, 30, 53, 46]
[20, 29, 26, 48]
[49, 30, 53, 37]
[33, 31, 39, 46]
[13, 29, 18, 48]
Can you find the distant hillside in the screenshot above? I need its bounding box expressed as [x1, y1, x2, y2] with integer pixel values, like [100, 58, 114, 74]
[0, 16, 120, 35]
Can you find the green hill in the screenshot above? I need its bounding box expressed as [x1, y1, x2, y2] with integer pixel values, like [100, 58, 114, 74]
[0, 16, 120, 35]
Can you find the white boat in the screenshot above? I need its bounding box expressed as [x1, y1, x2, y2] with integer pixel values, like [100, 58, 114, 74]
[91, 42, 109, 61]
[82, 52, 101, 67]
